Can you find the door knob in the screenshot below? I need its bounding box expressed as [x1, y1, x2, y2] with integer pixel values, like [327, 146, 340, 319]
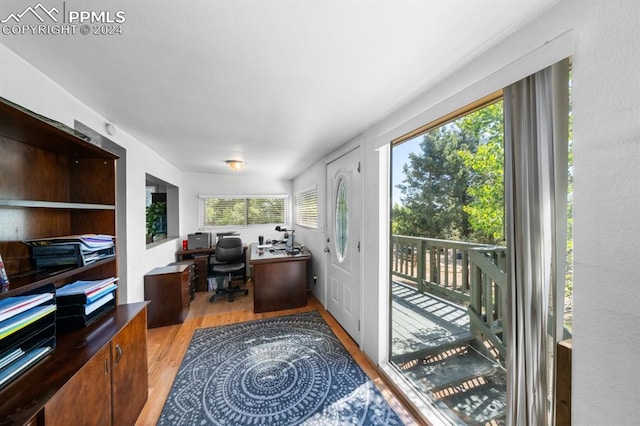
[324, 247, 330, 253]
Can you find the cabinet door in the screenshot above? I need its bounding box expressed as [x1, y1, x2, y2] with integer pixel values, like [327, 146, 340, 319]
[44, 344, 111, 426]
[111, 307, 148, 425]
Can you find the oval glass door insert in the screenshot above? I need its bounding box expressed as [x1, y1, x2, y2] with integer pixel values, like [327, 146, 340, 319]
[335, 177, 348, 261]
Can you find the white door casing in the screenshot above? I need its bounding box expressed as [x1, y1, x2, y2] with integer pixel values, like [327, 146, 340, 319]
[326, 147, 361, 344]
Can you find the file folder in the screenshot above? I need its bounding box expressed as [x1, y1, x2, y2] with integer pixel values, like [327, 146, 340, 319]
[0, 284, 56, 390]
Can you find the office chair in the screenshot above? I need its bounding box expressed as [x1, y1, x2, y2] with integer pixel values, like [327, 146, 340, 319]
[208, 237, 248, 302]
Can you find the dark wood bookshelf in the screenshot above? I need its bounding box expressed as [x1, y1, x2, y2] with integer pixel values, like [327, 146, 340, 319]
[0, 95, 118, 285]
[0, 96, 147, 425]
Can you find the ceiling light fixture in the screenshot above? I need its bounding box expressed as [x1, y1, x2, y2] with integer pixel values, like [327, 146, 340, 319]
[225, 160, 247, 171]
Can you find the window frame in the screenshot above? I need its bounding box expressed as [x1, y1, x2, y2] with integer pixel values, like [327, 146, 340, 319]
[198, 194, 289, 229]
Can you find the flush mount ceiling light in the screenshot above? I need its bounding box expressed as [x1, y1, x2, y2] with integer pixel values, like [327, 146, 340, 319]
[225, 160, 247, 171]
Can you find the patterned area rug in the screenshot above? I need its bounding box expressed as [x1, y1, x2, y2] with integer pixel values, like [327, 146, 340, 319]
[158, 311, 404, 425]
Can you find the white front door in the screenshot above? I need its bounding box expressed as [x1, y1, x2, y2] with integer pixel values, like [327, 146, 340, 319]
[326, 148, 361, 344]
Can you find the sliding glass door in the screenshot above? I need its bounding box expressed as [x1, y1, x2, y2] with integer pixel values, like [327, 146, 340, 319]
[387, 64, 572, 424]
[389, 98, 508, 424]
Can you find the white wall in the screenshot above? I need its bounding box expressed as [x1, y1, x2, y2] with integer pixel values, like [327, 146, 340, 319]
[0, 43, 182, 304]
[293, 0, 640, 423]
[292, 162, 327, 304]
[181, 172, 292, 247]
[570, 1, 640, 423]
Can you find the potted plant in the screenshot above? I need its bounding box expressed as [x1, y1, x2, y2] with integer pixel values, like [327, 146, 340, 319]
[146, 201, 167, 243]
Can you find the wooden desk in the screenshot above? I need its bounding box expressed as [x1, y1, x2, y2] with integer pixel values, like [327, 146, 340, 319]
[144, 264, 191, 328]
[176, 247, 216, 258]
[249, 244, 311, 313]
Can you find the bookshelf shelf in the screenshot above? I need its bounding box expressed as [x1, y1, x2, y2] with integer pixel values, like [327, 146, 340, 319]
[0, 200, 116, 210]
[0, 257, 117, 299]
[0, 96, 118, 160]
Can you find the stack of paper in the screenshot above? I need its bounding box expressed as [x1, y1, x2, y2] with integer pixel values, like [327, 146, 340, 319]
[0, 303, 56, 339]
[0, 347, 52, 388]
[56, 277, 118, 300]
[56, 277, 118, 329]
[0, 293, 53, 322]
[0, 289, 56, 389]
[24, 234, 115, 269]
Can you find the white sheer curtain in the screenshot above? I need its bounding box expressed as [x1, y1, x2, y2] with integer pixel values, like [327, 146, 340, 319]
[504, 58, 569, 425]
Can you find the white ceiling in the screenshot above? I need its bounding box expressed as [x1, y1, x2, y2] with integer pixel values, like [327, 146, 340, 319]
[0, 0, 557, 179]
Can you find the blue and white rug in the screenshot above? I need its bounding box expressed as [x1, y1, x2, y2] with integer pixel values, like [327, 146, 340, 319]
[158, 311, 404, 425]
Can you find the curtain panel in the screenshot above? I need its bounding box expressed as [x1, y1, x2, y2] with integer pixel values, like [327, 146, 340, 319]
[504, 58, 569, 425]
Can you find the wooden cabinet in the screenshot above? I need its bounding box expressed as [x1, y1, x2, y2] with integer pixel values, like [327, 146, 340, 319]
[144, 264, 191, 328]
[0, 304, 148, 426]
[44, 344, 112, 426]
[111, 307, 148, 425]
[0, 98, 148, 424]
[44, 305, 148, 426]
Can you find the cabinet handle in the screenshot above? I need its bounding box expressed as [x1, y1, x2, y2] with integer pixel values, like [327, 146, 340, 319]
[104, 358, 109, 375]
[114, 344, 123, 365]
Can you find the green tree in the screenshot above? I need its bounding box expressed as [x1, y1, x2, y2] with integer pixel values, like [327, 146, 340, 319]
[394, 125, 477, 239]
[458, 101, 505, 244]
[205, 198, 244, 226]
[248, 198, 285, 224]
[393, 100, 505, 244]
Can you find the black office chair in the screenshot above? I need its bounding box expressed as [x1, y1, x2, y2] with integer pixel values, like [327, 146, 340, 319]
[208, 237, 248, 302]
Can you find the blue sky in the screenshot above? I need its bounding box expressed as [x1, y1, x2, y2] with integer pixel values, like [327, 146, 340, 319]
[391, 135, 421, 206]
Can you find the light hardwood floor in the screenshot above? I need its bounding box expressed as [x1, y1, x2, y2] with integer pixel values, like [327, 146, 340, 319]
[134, 282, 421, 425]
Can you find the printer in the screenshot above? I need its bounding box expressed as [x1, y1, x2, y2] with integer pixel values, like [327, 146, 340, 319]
[187, 232, 211, 249]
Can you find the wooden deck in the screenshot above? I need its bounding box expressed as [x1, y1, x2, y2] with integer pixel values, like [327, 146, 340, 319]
[391, 281, 472, 362]
[390, 281, 507, 425]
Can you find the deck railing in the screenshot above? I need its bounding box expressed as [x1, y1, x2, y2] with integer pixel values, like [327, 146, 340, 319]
[468, 247, 507, 359]
[391, 235, 508, 358]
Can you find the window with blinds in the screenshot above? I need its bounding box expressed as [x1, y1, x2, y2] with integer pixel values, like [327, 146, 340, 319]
[199, 195, 288, 227]
[295, 187, 318, 229]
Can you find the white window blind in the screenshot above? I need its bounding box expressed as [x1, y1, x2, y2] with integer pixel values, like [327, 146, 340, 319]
[295, 187, 318, 229]
[199, 195, 288, 227]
